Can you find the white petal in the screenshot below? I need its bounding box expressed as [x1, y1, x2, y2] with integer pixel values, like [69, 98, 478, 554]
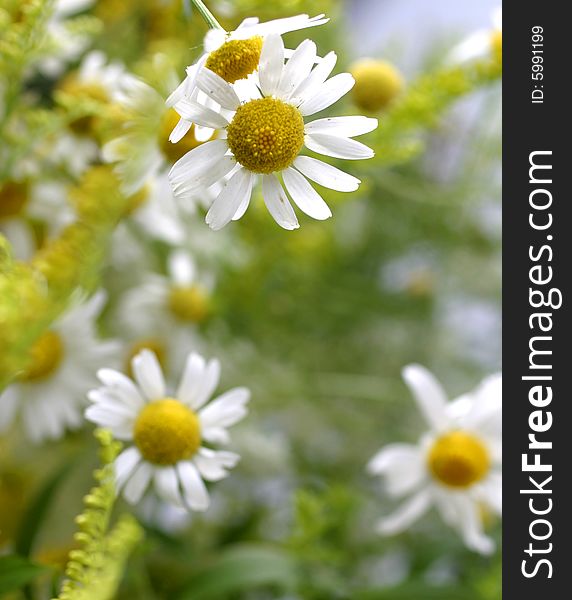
[154, 466, 184, 507]
[95, 369, 145, 409]
[206, 168, 254, 230]
[169, 139, 228, 185]
[292, 51, 337, 104]
[193, 359, 221, 410]
[195, 125, 215, 142]
[298, 73, 354, 116]
[123, 461, 153, 504]
[305, 116, 378, 138]
[199, 387, 250, 430]
[261, 174, 299, 230]
[177, 461, 210, 511]
[294, 156, 360, 192]
[277, 39, 316, 99]
[282, 168, 332, 220]
[196, 68, 241, 111]
[194, 448, 240, 481]
[258, 34, 284, 97]
[451, 495, 495, 555]
[174, 98, 229, 129]
[479, 471, 502, 515]
[172, 156, 236, 199]
[376, 490, 432, 535]
[367, 443, 425, 498]
[169, 118, 192, 143]
[115, 447, 142, 492]
[233, 14, 329, 39]
[201, 426, 230, 445]
[132, 350, 166, 401]
[168, 250, 196, 286]
[305, 133, 374, 160]
[232, 192, 251, 221]
[402, 364, 450, 432]
[177, 353, 206, 406]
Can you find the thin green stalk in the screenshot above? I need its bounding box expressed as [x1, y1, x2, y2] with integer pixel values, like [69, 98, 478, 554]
[189, 0, 225, 31]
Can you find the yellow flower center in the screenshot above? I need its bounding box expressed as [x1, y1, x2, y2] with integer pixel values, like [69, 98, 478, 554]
[205, 36, 264, 84]
[427, 431, 490, 488]
[158, 108, 212, 163]
[133, 398, 201, 465]
[58, 77, 110, 137]
[350, 59, 404, 112]
[21, 331, 64, 381]
[227, 98, 305, 174]
[490, 29, 502, 60]
[167, 285, 210, 323]
[125, 338, 167, 378]
[0, 181, 29, 220]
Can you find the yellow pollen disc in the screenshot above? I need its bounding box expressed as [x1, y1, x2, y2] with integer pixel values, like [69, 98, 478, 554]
[350, 58, 404, 112]
[427, 430, 490, 488]
[168, 285, 210, 323]
[490, 29, 502, 60]
[22, 331, 64, 381]
[133, 398, 201, 465]
[125, 338, 167, 378]
[0, 181, 29, 220]
[158, 108, 213, 163]
[227, 98, 305, 174]
[205, 36, 264, 84]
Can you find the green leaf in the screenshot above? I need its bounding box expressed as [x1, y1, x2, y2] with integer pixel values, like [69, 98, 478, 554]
[0, 555, 47, 595]
[174, 544, 299, 600]
[14, 460, 75, 558]
[355, 583, 480, 600]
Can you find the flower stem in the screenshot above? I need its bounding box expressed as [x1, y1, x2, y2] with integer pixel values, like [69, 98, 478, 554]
[189, 0, 225, 31]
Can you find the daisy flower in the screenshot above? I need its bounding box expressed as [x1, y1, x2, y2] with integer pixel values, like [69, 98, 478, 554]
[102, 77, 216, 195]
[448, 7, 502, 65]
[367, 365, 501, 555]
[0, 291, 119, 443]
[85, 350, 250, 510]
[166, 13, 329, 141]
[116, 250, 213, 369]
[169, 34, 377, 230]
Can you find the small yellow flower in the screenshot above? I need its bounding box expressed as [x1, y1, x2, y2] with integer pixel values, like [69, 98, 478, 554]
[350, 59, 404, 112]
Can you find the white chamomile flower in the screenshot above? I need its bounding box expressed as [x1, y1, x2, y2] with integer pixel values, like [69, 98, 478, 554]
[448, 7, 502, 65]
[85, 350, 250, 510]
[103, 76, 217, 196]
[169, 34, 377, 230]
[116, 250, 213, 367]
[367, 365, 501, 555]
[167, 13, 329, 141]
[0, 291, 119, 444]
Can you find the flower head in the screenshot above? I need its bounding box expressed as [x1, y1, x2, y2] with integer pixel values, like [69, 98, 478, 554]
[448, 7, 502, 65]
[350, 58, 404, 112]
[85, 350, 250, 510]
[0, 291, 119, 443]
[169, 34, 377, 230]
[367, 365, 501, 554]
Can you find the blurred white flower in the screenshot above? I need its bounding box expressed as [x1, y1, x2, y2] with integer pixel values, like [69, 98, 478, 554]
[170, 34, 377, 230]
[0, 291, 119, 443]
[448, 7, 502, 65]
[367, 365, 501, 554]
[85, 349, 250, 510]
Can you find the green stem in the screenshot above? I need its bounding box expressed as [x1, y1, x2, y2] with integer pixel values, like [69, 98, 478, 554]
[190, 0, 225, 31]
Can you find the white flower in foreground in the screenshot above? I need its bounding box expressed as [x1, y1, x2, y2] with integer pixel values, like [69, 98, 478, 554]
[170, 34, 377, 230]
[448, 7, 502, 65]
[0, 292, 119, 443]
[85, 350, 250, 510]
[167, 13, 329, 141]
[367, 365, 501, 554]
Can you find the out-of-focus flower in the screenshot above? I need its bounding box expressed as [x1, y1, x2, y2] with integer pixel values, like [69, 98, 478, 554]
[103, 77, 215, 196]
[0, 292, 119, 443]
[350, 59, 404, 112]
[85, 349, 250, 510]
[367, 365, 501, 554]
[448, 7, 502, 65]
[170, 34, 377, 230]
[167, 13, 329, 140]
